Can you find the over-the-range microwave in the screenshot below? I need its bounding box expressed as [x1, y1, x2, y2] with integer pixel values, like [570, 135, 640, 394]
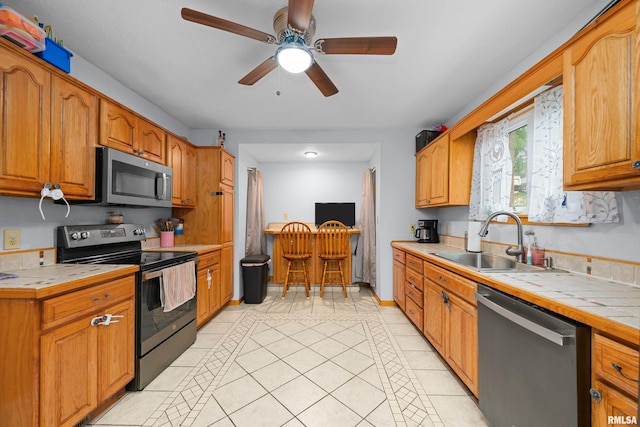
[67, 147, 173, 208]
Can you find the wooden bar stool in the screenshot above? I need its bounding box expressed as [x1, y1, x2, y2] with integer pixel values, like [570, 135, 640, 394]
[280, 222, 312, 298]
[317, 220, 350, 298]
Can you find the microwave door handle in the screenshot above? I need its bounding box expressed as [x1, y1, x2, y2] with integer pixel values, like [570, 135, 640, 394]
[155, 173, 168, 200]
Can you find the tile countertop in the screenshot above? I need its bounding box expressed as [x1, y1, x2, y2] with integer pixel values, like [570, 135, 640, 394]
[392, 241, 640, 345]
[0, 264, 139, 300]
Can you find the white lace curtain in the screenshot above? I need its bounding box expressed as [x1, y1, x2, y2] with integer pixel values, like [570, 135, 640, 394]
[468, 117, 513, 220]
[355, 169, 376, 287]
[528, 86, 618, 223]
[469, 85, 618, 223]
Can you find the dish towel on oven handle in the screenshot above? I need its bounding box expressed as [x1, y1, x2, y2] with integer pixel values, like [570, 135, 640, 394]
[160, 261, 196, 312]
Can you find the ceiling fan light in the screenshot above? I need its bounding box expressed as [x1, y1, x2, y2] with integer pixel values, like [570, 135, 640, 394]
[276, 43, 313, 73]
[304, 151, 318, 158]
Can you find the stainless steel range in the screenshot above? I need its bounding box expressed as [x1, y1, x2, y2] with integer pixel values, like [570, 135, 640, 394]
[56, 224, 198, 390]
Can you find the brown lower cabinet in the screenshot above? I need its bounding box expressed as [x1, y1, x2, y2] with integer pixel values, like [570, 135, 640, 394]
[422, 261, 478, 396]
[196, 249, 222, 327]
[0, 273, 136, 427]
[392, 248, 478, 397]
[590, 332, 639, 426]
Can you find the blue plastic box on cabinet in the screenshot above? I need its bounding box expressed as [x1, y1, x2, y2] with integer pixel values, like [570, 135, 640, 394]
[35, 37, 72, 73]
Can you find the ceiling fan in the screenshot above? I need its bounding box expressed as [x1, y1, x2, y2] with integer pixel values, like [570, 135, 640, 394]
[181, 0, 397, 97]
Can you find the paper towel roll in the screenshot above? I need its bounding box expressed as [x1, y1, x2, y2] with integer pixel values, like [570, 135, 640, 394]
[467, 221, 482, 252]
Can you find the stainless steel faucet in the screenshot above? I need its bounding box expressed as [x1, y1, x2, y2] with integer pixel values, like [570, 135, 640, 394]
[477, 211, 524, 262]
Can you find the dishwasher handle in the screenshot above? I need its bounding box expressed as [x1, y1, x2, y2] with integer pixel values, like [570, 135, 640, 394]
[475, 292, 573, 346]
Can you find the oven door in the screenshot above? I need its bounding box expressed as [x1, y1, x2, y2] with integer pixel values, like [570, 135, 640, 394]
[138, 265, 197, 357]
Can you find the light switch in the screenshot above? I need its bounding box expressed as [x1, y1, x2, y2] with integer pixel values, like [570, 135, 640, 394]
[4, 229, 21, 250]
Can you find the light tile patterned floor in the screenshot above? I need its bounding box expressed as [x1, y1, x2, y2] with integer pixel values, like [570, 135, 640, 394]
[90, 285, 488, 427]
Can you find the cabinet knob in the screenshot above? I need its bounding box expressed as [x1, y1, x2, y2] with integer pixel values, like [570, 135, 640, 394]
[589, 388, 602, 402]
[632, 160, 640, 170]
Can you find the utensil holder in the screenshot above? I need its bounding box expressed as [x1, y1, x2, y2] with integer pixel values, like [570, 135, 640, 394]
[160, 231, 174, 247]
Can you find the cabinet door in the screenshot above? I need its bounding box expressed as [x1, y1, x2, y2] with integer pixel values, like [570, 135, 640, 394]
[591, 379, 639, 427]
[446, 293, 478, 395]
[0, 48, 51, 195]
[99, 99, 137, 155]
[415, 150, 429, 207]
[563, 1, 640, 190]
[183, 142, 197, 206]
[197, 266, 211, 326]
[41, 315, 98, 427]
[167, 135, 185, 205]
[50, 75, 97, 199]
[427, 137, 450, 205]
[221, 244, 234, 304]
[137, 118, 166, 164]
[221, 185, 234, 244]
[97, 299, 135, 401]
[393, 259, 405, 310]
[221, 149, 235, 186]
[423, 280, 445, 354]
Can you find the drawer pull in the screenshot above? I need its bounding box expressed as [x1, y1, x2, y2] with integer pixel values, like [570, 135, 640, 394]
[611, 362, 640, 383]
[92, 293, 110, 302]
[589, 388, 602, 402]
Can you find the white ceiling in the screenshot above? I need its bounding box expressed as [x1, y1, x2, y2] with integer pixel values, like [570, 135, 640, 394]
[6, 0, 610, 161]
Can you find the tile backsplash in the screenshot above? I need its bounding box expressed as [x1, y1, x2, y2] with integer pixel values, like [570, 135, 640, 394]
[439, 235, 640, 287]
[0, 248, 56, 270]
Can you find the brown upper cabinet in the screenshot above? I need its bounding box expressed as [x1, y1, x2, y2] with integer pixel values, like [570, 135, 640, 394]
[167, 134, 197, 207]
[563, 0, 640, 191]
[415, 132, 475, 208]
[99, 99, 166, 164]
[0, 41, 97, 199]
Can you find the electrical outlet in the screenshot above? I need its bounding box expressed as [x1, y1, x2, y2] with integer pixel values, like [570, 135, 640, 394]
[410, 224, 416, 234]
[4, 229, 21, 250]
[283, 213, 288, 220]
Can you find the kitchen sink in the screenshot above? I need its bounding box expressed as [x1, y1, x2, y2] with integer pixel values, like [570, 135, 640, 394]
[432, 252, 561, 272]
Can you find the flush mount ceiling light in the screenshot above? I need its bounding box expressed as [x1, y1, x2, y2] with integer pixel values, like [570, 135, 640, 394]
[276, 34, 313, 73]
[304, 151, 318, 158]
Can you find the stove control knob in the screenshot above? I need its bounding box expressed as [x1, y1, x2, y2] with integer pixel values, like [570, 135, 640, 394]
[70, 232, 80, 240]
[134, 228, 145, 236]
[80, 231, 90, 239]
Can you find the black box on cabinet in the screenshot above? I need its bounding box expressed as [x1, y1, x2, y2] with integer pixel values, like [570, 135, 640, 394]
[415, 130, 442, 152]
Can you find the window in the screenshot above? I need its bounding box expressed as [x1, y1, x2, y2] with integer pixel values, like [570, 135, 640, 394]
[507, 106, 533, 214]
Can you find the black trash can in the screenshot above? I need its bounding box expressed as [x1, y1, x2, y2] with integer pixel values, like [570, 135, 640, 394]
[241, 254, 271, 304]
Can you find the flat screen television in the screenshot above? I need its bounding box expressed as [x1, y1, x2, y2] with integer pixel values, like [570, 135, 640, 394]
[315, 202, 356, 227]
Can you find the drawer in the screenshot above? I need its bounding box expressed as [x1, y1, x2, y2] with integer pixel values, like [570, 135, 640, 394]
[406, 253, 423, 274]
[593, 333, 639, 398]
[42, 275, 135, 331]
[405, 283, 423, 308]
[405, 296, 423, 331]
[198, 250, 221, 269]
[405, 267, 423, 292]
[424, 261, 476, 305]
[393, 248, 406, 264]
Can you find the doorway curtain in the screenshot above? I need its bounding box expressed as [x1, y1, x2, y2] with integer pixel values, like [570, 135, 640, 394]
[355, 168, 376, 287]
[245, 168, 266, 256]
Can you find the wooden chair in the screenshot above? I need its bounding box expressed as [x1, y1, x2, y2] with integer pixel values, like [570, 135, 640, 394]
[317, 220, 350, 298]
[280, 222, 312, 298]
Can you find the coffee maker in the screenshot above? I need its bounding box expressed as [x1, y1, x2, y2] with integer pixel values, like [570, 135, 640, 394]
[415, 219, 439, 243]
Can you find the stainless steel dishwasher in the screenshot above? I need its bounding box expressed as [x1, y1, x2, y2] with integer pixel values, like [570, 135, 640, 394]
[475, 284, 591, 427]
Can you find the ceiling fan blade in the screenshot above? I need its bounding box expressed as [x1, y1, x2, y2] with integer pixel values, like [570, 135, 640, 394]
[305, 61, 338, 97]
[314, 36, 397, 55]
[238, 57, 278, 86]
[287, 0, 315, 33]
[181, 7, 276, 44]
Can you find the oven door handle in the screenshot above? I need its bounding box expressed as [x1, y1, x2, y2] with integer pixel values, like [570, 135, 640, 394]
[143, 270, 163, 281]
